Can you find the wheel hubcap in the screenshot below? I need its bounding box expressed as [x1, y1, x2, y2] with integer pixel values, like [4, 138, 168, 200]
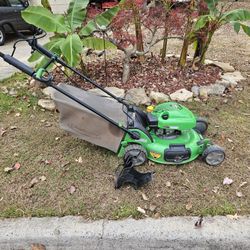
[128, 150, 145, 166]
[206, 152, 224, 166]
[0, 31, 3, 42]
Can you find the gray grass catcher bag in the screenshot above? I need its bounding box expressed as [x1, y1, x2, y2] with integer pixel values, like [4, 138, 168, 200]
[52, 83, 127, 153]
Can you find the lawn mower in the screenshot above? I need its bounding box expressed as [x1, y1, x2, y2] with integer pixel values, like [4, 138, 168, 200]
[0, 29, 225, 188]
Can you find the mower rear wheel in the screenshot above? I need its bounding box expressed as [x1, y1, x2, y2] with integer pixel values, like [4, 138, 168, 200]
[195, 117, 208, 135]
[202, 145, 225, 166]
[124, 144, 147, 166]
[0, 27, 6, 46]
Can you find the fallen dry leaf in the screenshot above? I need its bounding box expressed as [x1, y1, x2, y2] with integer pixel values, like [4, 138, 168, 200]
[13, 153, 19, 157]
[185, 203, 193, 211]
[227, 138, 233, 143]
[223, 177, 234, 185]
[10, 126, 17, 130]
[239, 182, 247, 188]
[154, 212, 161, 219]
[149, 204, 157, 212]
[39, 176, 46, 182]
[0, 128, 7, 137]
[30, 177, 39, 188]
[236, 191, 243, 198]
[226, 213, 239, 220]
[69, 185, 76, 194]
[75, 157, 83, 163]
[141, 193, 149, 201]
[137, 207, 146, 214]
[4, 167, 13, 173]
[31, 243, 46, 250]
[13, 162, 21, 170]
[15, 113, 21, 117]
[166, 181, 171, 187]
[212, 186, 219, 193]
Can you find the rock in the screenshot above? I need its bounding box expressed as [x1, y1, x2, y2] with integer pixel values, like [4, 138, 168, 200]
[125, 88, 151, 105]
[149, 91, 169, 103]
[170, 88, 193, 102]
[38, 99, 56, 111]
[199, 87, 209, 100]
[221, 71, 246, 87]
[104, 87, 125, 98]
[206, 60, 235, 72]
[191, 86, 200, 97]
[215, 79, 232, 88]
[199, 84, 225, 97]
[206, 84, 226, 95]
[42, 87, 54, 99]
[29, 78, 46, 89]
[9, 88, 17, 97]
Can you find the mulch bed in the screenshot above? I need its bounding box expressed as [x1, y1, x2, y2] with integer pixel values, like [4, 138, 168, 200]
[53, 55, 222, 95]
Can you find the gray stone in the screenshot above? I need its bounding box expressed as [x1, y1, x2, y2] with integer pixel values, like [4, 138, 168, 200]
[170, 88, 193, 102]
[38, 99, 56, 111]
[125, 88, 151, 105]
[206, 60, 235, 72]
[191, 86, 199, 97]
[199, 86, 209, 100]
[104, 87, 125, 98]
[149, 91, 169, 103]
[30, 79, 46, 89]
[206, 83, 226, 95]
[42, 87, 54, 99]
[8, 88, 17, 97]
[88, 88, 107, 96]
[221, 71, 246, 87]
[215, 79, 232, 88]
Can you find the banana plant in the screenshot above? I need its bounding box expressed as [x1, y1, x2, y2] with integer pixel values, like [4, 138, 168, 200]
[192, 0, 250, 65]
[22, 0, 119, 70]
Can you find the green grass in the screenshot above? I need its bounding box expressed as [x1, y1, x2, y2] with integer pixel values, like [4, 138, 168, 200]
[201, 201, 237, 216]
[112, 204, 141, 219]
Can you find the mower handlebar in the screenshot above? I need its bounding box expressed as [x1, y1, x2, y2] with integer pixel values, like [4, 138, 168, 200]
[0, 52, 35, 77]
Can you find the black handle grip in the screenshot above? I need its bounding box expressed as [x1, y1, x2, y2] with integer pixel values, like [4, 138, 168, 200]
[0, 53, 35, 77]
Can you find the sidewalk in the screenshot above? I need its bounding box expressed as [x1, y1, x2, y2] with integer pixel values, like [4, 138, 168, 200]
[0, 35, 49, 81]
[0, 216, 250, 249]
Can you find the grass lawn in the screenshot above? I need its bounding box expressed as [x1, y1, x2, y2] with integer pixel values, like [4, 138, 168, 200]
[0, 73, 249, 220]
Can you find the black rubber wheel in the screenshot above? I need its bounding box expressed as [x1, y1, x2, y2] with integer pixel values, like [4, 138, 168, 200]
[124, 144, 147, 166]
[195, 117, 208, 135]
[0, 27, 6, 46]
[202, 145, 225, 166]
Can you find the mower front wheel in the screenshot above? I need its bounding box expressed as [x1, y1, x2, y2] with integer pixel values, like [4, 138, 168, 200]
[124, 144, 147, 166]
[195, 117, 208, 135]
[202, 145, 225, 166]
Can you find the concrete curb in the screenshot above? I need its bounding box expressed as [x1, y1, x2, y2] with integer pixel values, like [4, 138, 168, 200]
[0, 216, 250, 249]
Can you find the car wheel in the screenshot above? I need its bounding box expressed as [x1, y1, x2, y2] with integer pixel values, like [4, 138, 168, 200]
[0, 27, 6, 46]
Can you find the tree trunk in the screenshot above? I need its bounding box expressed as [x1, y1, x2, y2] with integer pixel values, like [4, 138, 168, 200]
[161, 18, 168, 63]
[122, 55, 131, 84]
[199, 30, 214, 64]
[178, 38, 189, 67]
[133, 8, 144, 62]
[178, 0, 195, 67]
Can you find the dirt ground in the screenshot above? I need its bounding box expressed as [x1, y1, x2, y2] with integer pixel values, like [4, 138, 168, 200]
[0, 2, 250, 219]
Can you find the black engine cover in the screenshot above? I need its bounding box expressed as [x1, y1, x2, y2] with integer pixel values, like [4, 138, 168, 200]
[164, 145, 191, 163]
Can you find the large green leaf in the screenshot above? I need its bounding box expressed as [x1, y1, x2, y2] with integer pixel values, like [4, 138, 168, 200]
[232, 22, 250, 36]
[60, 34, 82, 67]
[67, 0, 89, 30]
[82, 37, 117, 50]
[194, 15, 210, 31]
[22, 6, 69, 33]
[80, 5, 120, 36]
[29, 37, 64, 69]
[205, 0, 219, 16]
[220, 9, 250, 23]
